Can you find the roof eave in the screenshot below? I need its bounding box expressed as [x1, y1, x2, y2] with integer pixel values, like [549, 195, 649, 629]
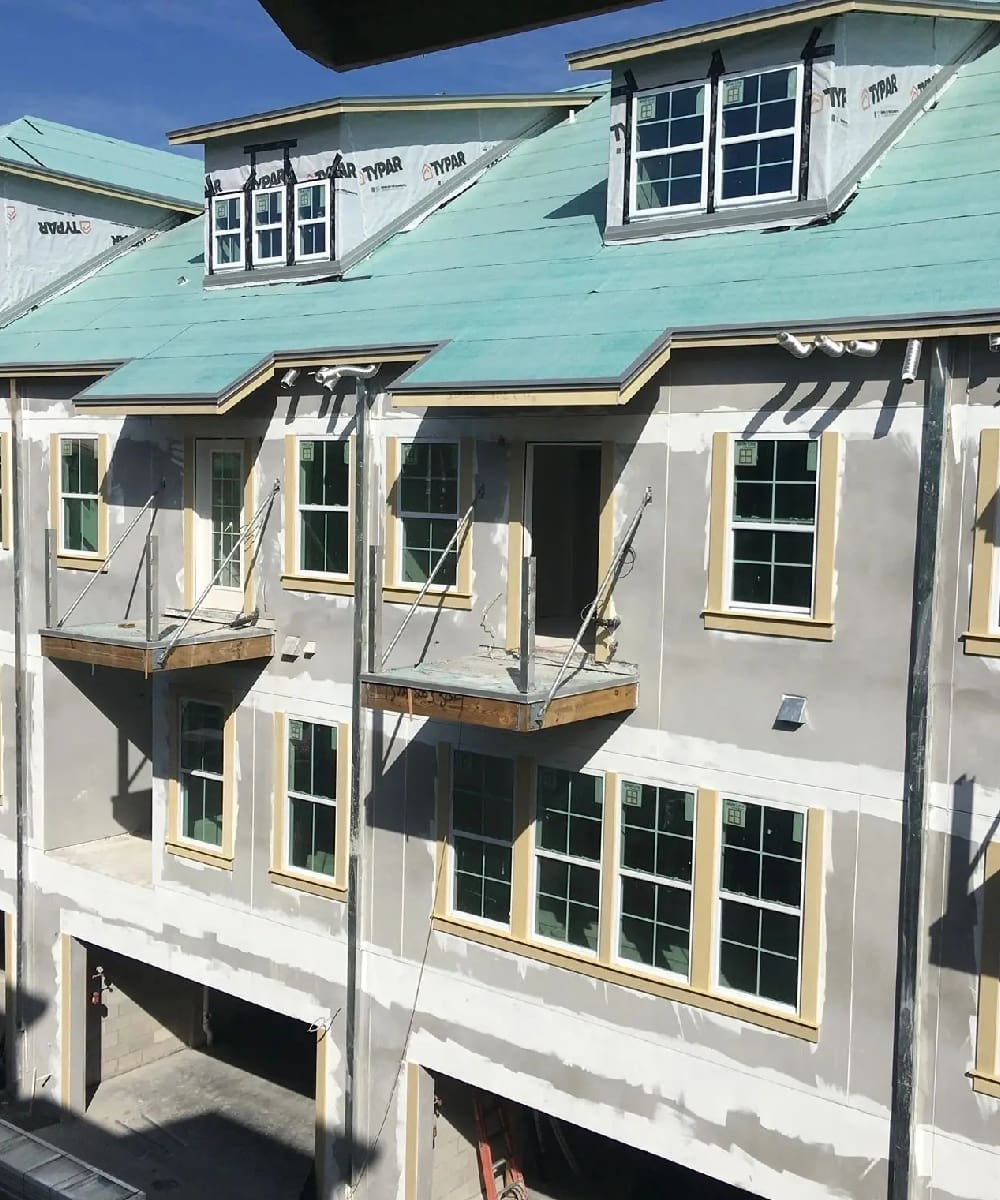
[0, 158, 202, 215]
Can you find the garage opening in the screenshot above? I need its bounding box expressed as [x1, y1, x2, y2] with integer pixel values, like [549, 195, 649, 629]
[428, 1073, 765, 1200]
[53, 947, 319, 1200]
[527, 444, 602, 645]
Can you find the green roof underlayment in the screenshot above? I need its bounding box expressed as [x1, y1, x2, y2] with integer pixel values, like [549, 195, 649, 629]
[0, 116, 203, 211]
[5, 41, 1000, 401]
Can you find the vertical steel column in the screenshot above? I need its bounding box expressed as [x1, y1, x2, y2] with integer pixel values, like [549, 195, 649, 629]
[517, 557, 536, 694]
[145, 534, 159, 643]
[9, 379, 27, 1097]
[887, 339, 952, 1200]
[44, 529, 58, 629]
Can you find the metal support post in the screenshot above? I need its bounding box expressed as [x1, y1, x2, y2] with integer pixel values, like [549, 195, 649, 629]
[44, 529, 58, 629]
[144, 534, 159, 643]
[517, 557, 536, 694]
[367, 543, 382, 674]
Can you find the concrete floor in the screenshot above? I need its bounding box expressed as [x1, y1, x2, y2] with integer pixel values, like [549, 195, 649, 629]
[49, 835, 153, 887]
[37, 1048, 314, 1200]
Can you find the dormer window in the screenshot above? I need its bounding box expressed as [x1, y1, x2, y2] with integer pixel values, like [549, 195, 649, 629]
[212, 194, 243, 270]
[630, 63, 804, 220]
[294, 181, 330, 260]
[252, 187, 286, 266]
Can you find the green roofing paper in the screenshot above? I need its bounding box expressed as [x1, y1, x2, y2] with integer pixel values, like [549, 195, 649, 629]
[6, 42, 1000, 399]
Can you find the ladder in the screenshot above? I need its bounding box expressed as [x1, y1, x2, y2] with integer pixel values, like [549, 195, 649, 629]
[474, 1092, 527, 1200]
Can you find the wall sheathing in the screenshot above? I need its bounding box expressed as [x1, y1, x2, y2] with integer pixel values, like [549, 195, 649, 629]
[0, 338, 998, 1200]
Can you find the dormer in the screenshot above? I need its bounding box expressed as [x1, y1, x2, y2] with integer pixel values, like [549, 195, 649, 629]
[167, 92, 596, 285]
[568, 0, 1000, 242]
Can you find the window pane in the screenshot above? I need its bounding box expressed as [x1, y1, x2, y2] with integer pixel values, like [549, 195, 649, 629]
[721, 846, 761, 898]
[256, 228, 283, 260]
[214, 197, 239, 230]
[288, 795, 335, 875]
[288, 720, 337, 801]
[759, 952, 798, 1006]
[451, 751, 514, 925]
[255, 191, 282, 224]
[180, 702, 224, 775]
[299, 223, 327, 257]
[300, 440, 349, 508]
[300, 510, 349, 575]
[772, 561, 813, 609]
[720, 939, 759, 995]
[216, 233, 241, 264]
[760, 854, 802, 906]
[63, 497, 98, 554]
[297, 185, 326, 221]
[183, 775, 223, 846]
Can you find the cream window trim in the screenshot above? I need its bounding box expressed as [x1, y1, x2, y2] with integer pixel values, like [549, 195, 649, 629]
[704, 430, 838, 640]
[166, 691, 236, 869]
[281, 433, 355, 594]
[270, 712, 349, 898]
[49, 432, 109, 571]
[433, 748, 823, 1039]
[384, 436, 474, 605]
[973, 840, 1000, 1094]
[964, 429, 1000, 656]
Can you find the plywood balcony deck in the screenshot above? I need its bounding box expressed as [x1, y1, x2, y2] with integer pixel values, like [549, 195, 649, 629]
[361, 649, 638, 731]
[40, 613, 274, 673]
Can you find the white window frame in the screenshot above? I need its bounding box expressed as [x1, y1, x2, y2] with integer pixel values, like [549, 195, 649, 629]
[712, 796, 807, 1014]
[612, 779, 696, 984]
[295, 436, 351, 580]
[178, 697, 226, 850]
[715, 63, 804, 209]
[396, 439, 461, 592]
[725, 434, 820, 617]
[58, 434, 101, 559]
[294, 180, 331, 263]
[251, 186, 286, 266]
[529, 765, 605, 959]
[447, 748, 516, 933]
[630, 80, 710, 219]
[211, 192, 243, 271]
[284, 715, 338, 881]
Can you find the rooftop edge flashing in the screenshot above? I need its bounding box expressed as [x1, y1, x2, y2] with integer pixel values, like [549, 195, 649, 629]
[566, 0, 1000, 68]
[166, 91, 603, 146]
[0, 156, 202, 214]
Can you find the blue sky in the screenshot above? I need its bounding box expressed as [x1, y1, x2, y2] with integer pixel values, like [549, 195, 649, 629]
[0, 0, 761, 153]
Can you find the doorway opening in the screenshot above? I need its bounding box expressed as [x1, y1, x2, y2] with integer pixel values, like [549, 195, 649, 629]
[194, 438, 246, 613]
[527, 444, 602, 645]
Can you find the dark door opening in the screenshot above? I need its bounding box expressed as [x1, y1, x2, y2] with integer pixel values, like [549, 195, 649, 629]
[528, 444, 601, 643]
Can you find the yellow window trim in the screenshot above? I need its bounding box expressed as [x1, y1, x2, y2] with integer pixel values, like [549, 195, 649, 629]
[282, 433, 356, 589]
[704, 430, 839, 641]
[385, 435, 474, 599]
[270, 712, 350, 895]
[49, 432, 110, 571]
[434, 745, 824, 1038]
[964, 429, 1000, 656]
[973, 840, 1000, 1093]
[166, 690, 236, 866]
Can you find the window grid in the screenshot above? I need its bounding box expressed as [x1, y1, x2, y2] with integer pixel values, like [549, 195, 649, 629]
[252, 187, 285, 265]
[212, 194, 243, 269]
[286, 718, 337, 879]
[716, 799, 805, 1010]
[631, 82, 709, 216]
[398, 441, 460, 587]
[716, 66, 802, 207]
[295, 181, 330, 261]
[533, 767, 603, 954]
[450, 750, 514, 927]
[729, 437, 819, 614]
[179, 700, 225, 849]
[59, 435, 100, 556]
[616, 783, 695, 981]
[297, 438, 350, 578]
[210, 449, 243, 589]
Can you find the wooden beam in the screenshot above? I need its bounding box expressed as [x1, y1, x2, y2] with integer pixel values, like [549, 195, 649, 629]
[40, 632, 274, 672]
[161, 635, 274, 670]
[539, 683, 638, 729]
[40, 635, 148, 672]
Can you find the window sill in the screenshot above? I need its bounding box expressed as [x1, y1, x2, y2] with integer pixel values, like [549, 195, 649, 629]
[269, 868, 346, 900]
[383, 586, 473, 611]
[962, 631, 1000, 658]
[281, 573, 354, 597]
[702, 609, 833, 641]
[968, 1069, 1000, 1098]
[166, 841, 233, 870]
[56, 555, 106, 574]
[431, 914, 818, 1041]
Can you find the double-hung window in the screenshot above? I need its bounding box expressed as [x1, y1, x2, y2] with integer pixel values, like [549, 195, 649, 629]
[212, 194, 243, 269]
[450, 750, 514, 926]
[252, 187, 285, 265]
[632, 82, 708, 215]
[534, 767, 603, 953]
[297, 439, 350, 577]
[286, 719, 337, 878]
[59, 435, 101, 556]
[179, 700, 225, 848]
[717, 66, 802, 205]
[295, 181, 329, 261]
[717, 799, 806, 1009]
[617, 782, 695, 979]
[730, 437, 818, 613]
[398, 441, 459, 586]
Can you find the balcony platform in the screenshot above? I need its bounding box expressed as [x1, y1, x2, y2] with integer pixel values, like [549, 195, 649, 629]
[40, 612, 274, 673]
[361, 649, 638, 731]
